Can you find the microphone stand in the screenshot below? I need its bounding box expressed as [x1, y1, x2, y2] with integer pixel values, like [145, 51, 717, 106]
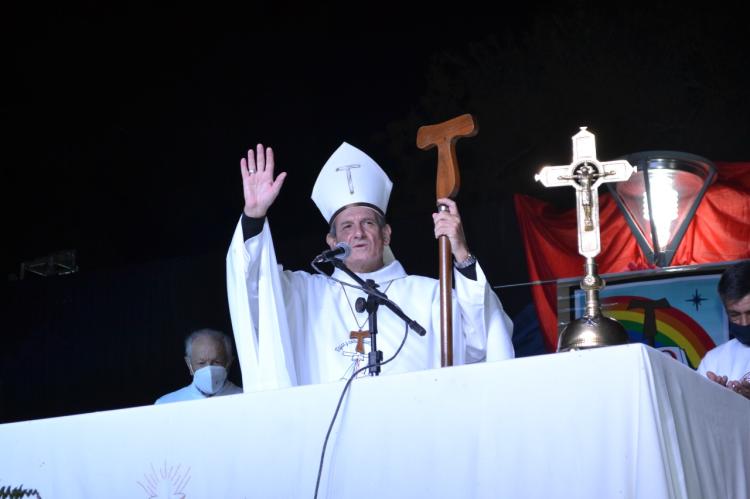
[360, 279, 383, 376]
[330, 259, 426, 376]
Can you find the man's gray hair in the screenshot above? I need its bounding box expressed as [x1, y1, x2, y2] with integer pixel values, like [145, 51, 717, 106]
[184, 328, 235, 363]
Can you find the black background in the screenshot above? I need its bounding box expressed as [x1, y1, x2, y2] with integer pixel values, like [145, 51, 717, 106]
[3, 3, 749, 421]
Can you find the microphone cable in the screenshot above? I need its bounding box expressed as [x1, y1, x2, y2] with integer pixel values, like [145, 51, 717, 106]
[312, 320, 409, 499]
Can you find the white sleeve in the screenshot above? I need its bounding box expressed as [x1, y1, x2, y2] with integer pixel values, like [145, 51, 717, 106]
[453, 262, 515, 363]
[226, 217, 298, 391]
[696, 352, 712, 376]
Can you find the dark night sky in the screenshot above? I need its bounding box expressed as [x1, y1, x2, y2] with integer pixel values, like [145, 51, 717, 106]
[3, 2, 750, 421]
[5, 3, 750, 285]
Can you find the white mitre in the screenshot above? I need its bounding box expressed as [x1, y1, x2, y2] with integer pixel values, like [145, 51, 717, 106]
[311, 142, 393, 224]
[311, 142, 395, 263]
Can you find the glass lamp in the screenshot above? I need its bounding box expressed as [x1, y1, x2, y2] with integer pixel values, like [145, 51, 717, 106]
[607, 151, 716, 267]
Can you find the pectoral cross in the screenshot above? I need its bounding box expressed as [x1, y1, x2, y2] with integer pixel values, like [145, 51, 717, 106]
[350, 330, 371, 354]
[535, 127, 636, 258]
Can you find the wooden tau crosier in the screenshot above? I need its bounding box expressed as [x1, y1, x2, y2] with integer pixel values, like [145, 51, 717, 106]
[416, 113, 478, 367]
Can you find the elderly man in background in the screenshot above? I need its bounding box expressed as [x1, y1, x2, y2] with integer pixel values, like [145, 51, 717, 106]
[155, 328, 242, 404]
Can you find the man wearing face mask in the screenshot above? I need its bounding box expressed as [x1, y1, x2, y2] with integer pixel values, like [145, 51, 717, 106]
[155, 328, 243, 404]
[697, 260, 750, 400]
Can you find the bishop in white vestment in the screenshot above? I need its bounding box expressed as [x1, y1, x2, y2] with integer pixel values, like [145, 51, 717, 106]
[226, 142, 514, 392]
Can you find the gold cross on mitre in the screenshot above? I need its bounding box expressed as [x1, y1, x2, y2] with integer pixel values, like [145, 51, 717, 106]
[534, 127, 636, 258]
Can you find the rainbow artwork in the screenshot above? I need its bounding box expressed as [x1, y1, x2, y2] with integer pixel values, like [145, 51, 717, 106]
[601, 296, 716, 368]
[573, 273, 728, 369]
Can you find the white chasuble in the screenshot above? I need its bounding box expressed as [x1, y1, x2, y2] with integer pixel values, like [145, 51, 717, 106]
[226, 218, 514, 391]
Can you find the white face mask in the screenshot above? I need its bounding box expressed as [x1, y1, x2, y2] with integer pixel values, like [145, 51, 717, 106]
[192, 365, 228, 395]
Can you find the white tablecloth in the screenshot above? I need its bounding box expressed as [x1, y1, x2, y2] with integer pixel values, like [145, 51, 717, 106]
[1, 344, 748, 498]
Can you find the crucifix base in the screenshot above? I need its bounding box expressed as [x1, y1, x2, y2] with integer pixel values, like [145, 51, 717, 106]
[557, 314, 629, 352]
[557, 258, 629, 352]
[536, 127, 634, 353]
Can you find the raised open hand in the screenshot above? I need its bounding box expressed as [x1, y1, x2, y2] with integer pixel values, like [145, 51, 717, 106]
[241, 144, 287, 218]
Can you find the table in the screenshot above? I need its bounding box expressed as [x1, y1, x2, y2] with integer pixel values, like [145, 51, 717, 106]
[1, 344, 748, 498]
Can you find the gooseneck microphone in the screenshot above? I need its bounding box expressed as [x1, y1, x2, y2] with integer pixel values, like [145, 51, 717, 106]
[314, 242, 351, 263]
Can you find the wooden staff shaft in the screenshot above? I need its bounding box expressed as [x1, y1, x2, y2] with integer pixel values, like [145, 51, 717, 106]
[438, 207, 453, 367]
[416, 113, 478, 367]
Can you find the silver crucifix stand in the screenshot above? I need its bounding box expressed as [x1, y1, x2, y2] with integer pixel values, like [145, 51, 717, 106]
[535, 127, 636, 352]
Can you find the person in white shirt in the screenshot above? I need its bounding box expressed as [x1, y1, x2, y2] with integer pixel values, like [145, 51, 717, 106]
[226, 142, 515, 392]
[155, 328, 242, 404]
[697, 260, 750, 399]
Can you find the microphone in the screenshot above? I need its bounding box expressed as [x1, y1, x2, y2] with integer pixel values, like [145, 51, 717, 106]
[314, 242, 351, 263]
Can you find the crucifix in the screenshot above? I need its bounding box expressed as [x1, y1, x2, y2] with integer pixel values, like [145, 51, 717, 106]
[535, 127, 636, 351]
[417, 113, 478, 367]
[535, 127, 636, 259]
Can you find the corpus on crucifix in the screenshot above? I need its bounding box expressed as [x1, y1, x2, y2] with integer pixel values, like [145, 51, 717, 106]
[535, 127, 636, 351]
[535, 127, 636, 258]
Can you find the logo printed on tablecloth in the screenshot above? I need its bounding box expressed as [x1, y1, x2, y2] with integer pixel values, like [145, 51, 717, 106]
[136, 462, 190, 498]
[0, 484, 41, 498]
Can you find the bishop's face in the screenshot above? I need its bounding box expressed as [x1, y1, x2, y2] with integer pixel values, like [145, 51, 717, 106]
[326, 205, 391, 274]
